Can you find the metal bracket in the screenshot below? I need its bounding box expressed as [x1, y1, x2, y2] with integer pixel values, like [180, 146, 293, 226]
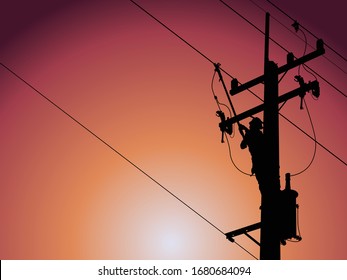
[225, 222, 261, 246]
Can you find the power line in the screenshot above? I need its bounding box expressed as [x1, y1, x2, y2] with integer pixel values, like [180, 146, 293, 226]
[232, 241, 258, 260]
[218, 0, 347, 98]
[129, 0, 237, 82]
[0, 62, 226, 238]
[265, 0, 347, 63]
[129, 1, 346, 168]
[1, 61, 261, 260]
[130, 0, 214, 65]
[226, 135, 253, 176]
[305, 64, 347, 98]
[218, 0, 289, 55]
[291, 99, 317, 176]
[280, 110, 346, 166]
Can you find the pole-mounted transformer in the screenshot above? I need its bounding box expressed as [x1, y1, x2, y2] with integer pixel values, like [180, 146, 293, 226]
[280, 173, 301, 244]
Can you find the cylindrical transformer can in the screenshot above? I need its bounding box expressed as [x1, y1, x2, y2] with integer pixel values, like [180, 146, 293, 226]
[280, 173, 298, 240]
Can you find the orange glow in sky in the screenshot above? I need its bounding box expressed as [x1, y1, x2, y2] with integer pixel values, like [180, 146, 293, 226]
[1, 0, 346, 259]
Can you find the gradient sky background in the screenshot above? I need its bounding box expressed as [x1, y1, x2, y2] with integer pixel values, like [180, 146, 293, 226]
[1, 0, 346, 260]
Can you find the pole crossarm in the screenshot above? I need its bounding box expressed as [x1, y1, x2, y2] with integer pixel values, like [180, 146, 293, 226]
[230, 41, 325, 96]
[221, 80, 319, 127]
[226, 222, 261, 246]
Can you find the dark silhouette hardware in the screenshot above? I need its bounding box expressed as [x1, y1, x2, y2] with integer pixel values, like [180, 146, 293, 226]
[280, 173, 301, 244]
[225, 173, 300, 247]
[216, 110, 232, 143]
[216, 13, 324, 259]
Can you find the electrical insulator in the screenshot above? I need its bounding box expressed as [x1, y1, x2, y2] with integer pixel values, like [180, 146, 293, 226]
[310, 80, 320, 98]
[230, 78, 239, 95]
[280, 173, 299, 241]
[287, 52, 294, 64]
[316, 39, 324, 51]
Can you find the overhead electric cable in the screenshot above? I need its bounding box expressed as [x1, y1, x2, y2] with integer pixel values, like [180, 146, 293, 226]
[265, 0, 347, 63]
[280, 110, 346, 166]
[308, 66, 347, 98]
[211, 70, 233, 120]
[129, 1, 346, 168]
[1, 61, 260, 259]
[291, 99, 317, 176]
[211, 71, 223, 112]
[218, 0, 289, 53]
[0, 62, 225, 235]
[226, 136, 252, 176]
[130, 0, 214, 65]
[297, 29, 308, 76]
[232, 241, 258, 260]
[218, 0, 347, 98]
[129, 0, 237, 82]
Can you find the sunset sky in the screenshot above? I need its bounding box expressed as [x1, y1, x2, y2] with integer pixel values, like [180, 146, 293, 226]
[1, 0, 346, 260]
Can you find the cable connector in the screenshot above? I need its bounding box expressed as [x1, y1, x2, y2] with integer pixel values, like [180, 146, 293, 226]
[309, 80, 320, 98]
[231, 78, 239, 94]
[292, 20, 300, 32]
[294, 75, 306, 109]
[316, 39, 324, 52]
[216, 110, 232, 143]
[225, 234, 235, 243]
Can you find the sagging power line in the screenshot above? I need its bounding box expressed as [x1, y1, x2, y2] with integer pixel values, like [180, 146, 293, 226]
[0, 62, 257, 259]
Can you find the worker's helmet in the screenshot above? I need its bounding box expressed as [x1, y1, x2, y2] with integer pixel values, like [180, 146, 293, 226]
[249, 117, 263, 129]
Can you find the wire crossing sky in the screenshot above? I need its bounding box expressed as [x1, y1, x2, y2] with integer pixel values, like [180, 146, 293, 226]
[1, 61, 261, 259]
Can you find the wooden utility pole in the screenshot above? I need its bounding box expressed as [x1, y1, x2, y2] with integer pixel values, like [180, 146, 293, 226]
[223, 13, 325, 259]
[260, 13, 281, 259]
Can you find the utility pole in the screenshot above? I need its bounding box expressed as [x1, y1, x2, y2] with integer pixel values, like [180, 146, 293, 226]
[261, 13, 281, 259]
[221, 13, 325, 259]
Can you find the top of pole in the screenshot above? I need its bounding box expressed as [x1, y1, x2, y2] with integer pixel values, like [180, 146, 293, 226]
[264, 12, 270, 67]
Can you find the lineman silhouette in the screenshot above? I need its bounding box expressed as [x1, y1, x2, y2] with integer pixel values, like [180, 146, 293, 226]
[239, 117, 266, 193]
